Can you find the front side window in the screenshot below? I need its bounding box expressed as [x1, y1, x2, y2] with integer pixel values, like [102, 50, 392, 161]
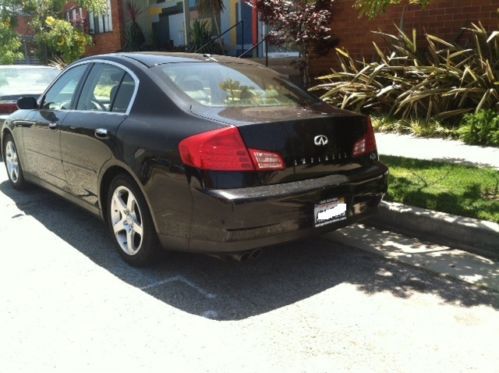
[42, 65, 87, 110]
[76, 63, 132, 112]
[155, 62, 317, 108]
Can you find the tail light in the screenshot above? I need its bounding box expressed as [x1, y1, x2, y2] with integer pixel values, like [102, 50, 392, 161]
[179, 127, 285, 172]
[0, 101, 18, 115]
[352, 117, 377, 158]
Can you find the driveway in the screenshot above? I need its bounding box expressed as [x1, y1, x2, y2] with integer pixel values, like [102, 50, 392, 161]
[0, 162, 498, 372]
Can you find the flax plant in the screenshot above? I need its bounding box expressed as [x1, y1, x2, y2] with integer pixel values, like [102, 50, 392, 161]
[311, 23, 498, 122]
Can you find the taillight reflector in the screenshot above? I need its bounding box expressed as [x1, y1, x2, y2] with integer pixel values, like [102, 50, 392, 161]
[353, 117, 377, 158]
[249, 149, 285, 170]
[179, 127, 285, 172]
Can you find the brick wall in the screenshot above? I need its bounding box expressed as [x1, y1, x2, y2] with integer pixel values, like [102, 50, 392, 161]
[311, 0, 498, 75]
[85, 0, 124, 55]
[15, 16, 33, 36]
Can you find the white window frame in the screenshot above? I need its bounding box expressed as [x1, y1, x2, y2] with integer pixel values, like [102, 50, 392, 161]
[89, 0, 113, 34]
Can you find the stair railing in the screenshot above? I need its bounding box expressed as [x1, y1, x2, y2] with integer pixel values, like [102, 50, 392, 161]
[194, 20, 244, 54]
[239, 34, 269, 66]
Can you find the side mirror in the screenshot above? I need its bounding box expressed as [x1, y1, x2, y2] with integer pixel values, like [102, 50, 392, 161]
[17, 96, 39, 110]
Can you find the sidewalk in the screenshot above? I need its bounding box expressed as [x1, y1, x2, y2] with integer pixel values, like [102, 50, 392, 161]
[376, 133, 499, 169]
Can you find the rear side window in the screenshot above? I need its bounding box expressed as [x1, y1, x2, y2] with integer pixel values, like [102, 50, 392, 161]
[112, 74, 135, 113]
[76, 63, 135, 113]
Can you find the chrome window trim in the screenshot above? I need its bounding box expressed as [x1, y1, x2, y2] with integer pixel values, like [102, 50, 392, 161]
[40, 59, 140, 116]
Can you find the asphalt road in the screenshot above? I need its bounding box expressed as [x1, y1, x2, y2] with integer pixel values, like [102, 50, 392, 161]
[0, 162, 498, 373]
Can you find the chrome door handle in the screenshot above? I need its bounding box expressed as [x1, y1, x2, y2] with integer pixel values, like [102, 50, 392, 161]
[48, 122, 58, 129]
[95, 128, 108, 139]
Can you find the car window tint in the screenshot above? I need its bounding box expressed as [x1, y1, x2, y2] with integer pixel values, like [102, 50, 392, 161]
[42, 65, 87, 110]
[77, 64, 126, 112]
[111, 74, 135, 113]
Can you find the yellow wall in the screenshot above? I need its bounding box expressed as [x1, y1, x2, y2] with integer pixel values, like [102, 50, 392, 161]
[229, 0, 238, 45]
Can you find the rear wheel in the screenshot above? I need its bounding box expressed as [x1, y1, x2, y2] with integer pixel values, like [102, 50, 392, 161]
[3, 134, 26, 189]
[107, 174, 159, 266]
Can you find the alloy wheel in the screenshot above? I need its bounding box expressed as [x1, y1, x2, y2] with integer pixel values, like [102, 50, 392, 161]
[110, 186, 144, 256]
[5, 140, 20, 183]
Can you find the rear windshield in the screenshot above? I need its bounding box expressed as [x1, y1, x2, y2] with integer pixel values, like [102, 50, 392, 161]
[156, 62, 317, 108]
[0, 67, 60, 95]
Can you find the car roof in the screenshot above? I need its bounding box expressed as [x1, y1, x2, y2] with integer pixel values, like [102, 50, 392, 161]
[87, 52, 263, 68]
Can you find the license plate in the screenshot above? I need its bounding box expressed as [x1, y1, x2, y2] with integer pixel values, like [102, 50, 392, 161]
[314, 198, 347, 227]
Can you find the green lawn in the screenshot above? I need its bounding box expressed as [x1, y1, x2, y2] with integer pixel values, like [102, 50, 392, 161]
[380, 155, 499, 223]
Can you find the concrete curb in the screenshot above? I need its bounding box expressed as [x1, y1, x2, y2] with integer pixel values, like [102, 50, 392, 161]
[365, 201, 499, 260]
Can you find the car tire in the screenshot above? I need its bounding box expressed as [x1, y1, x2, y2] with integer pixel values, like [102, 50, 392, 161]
[106, 174, 159, 266]
[3, 134, 27, 190]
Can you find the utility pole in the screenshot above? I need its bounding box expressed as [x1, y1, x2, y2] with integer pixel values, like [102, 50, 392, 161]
[182, 0, 191, 47]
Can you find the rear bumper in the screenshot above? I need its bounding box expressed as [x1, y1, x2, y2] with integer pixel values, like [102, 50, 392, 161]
[162, 162, 388, 253]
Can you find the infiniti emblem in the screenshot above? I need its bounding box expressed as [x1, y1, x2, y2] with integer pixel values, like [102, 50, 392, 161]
[314, 135, 329, 146]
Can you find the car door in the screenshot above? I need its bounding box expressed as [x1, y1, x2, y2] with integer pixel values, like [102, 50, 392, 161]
[60, 62, 137, 208]
[23, 64, 89, 190]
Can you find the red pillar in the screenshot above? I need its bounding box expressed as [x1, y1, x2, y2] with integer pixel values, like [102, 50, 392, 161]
[252, 0, 259, 47]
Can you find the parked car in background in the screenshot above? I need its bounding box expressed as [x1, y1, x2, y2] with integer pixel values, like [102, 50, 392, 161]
[1, 53, 388, 266]
[0, 65, 60, 127]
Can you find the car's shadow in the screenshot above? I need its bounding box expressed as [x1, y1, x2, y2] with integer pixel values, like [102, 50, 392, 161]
[0, 178, 497, 320]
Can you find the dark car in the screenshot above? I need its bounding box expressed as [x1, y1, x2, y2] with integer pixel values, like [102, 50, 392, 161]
[1, 53, 388, 266]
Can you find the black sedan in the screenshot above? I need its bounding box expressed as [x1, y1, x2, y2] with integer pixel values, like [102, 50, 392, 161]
[1, 53, 388, 266]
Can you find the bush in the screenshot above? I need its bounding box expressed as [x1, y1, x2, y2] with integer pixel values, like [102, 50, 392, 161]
[372, 116, 457, 138]
[188, 20, 225, 55]
[37, 17, 91, 63]
[310, 23, 498, 122]
[458, 110, 499, 147]
[0, 20, 23, 64]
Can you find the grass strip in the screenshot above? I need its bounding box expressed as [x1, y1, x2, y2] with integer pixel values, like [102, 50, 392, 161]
[380, 155, 499, 223]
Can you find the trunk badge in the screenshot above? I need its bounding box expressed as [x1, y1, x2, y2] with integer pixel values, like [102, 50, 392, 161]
[314, 135, 329, 146]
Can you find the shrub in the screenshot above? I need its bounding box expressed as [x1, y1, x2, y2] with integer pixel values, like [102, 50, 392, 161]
[310, 23, 498, 122]
[37, 17, 92, 63]
[372, 116, 457, 138]
[188, 19, 225, 55]
[0, 20, 23, 64]
[124, 1, 146, 51]
[458, 110, 499, 147]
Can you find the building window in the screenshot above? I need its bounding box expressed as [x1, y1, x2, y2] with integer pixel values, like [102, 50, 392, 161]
[89, 0, 113, 34]
[66, 7, 86, 32]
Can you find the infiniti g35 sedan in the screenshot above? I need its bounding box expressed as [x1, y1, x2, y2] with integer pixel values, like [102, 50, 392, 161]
[1, 53, 388, 266]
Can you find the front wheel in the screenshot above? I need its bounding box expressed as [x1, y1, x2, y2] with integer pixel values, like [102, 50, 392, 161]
[106, 174, 159, 266]
[3, 134, 27, 189]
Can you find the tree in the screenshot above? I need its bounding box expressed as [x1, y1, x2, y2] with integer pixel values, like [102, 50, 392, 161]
[354, 0, 432, 19]
[37, 16, 92, 63]
[0, 19, 23, 64]
[0, 0, 107, 63]
[198, 0, 225, 36]
[123, 1, 146, 51]
[253, 0, 336, 86]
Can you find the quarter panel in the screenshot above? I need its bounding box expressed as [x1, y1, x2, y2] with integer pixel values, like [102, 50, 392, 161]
[116, 111, 224, 247]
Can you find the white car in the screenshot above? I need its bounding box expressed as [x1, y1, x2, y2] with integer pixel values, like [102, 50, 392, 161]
[0, 65, 60, 123]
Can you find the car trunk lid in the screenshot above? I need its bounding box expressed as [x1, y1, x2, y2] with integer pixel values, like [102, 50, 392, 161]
[189, 103, 372, 187]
